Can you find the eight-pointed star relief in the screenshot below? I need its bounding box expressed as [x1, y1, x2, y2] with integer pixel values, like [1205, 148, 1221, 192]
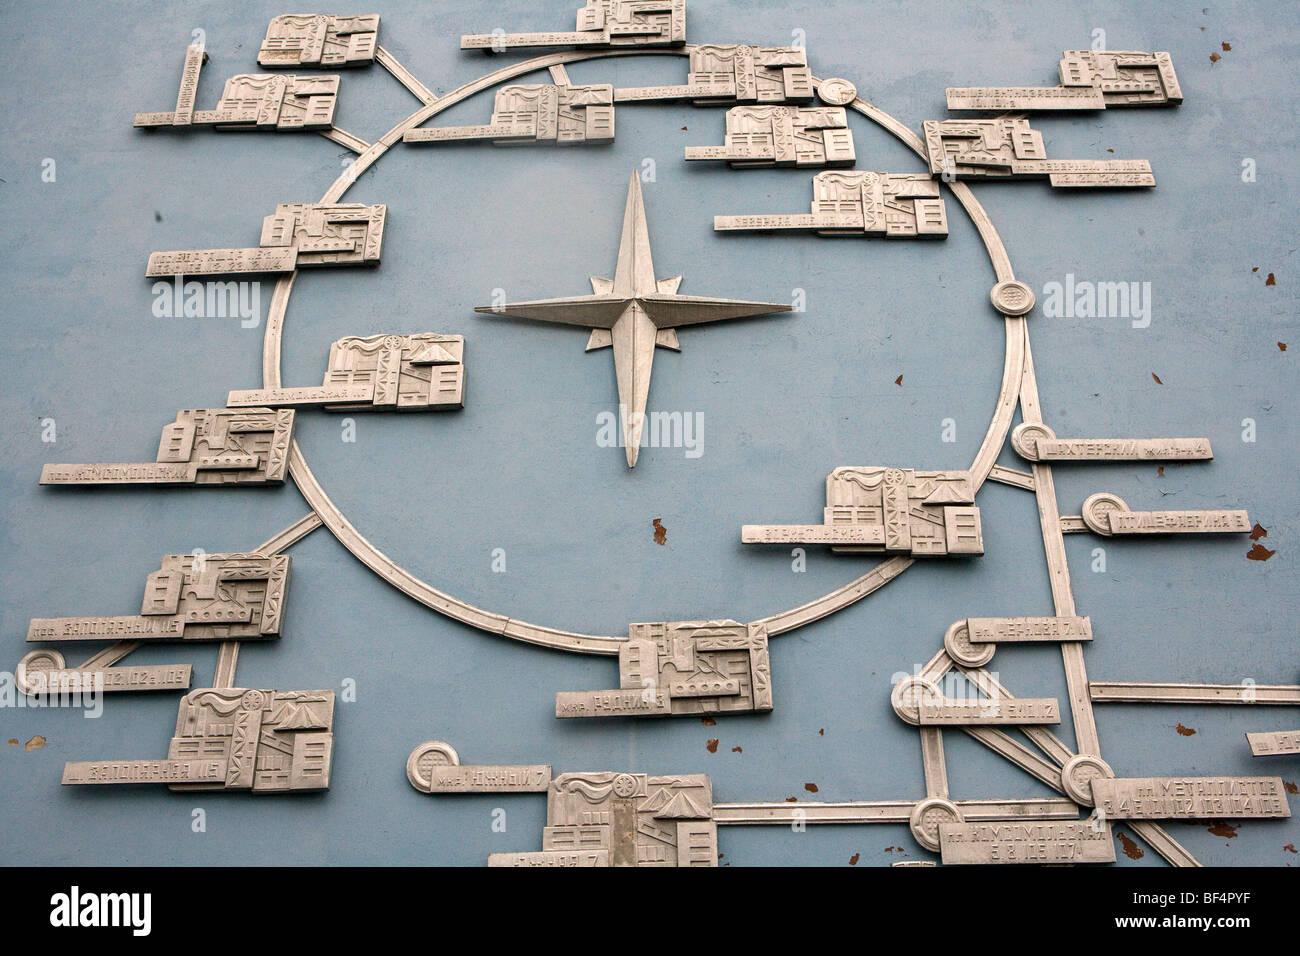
[477, 172, 792, 466]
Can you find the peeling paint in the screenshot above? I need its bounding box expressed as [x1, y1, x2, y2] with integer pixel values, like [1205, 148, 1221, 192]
[1117, 832, 1145, 860]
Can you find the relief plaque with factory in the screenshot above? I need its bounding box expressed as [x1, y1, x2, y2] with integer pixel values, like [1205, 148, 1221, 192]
[616, 44, 812, 105]
[555, 620, 772, 719]
[26, 552, 290, 646]
[715, 171, 947, 237]
[743, 466, 982, 555]
[947, 50, 1182, 111]
[923, 118, 1155, 188]
[146, 203, 386, 278]
[461, 0, 685, 51]
[258, 14, 380, 68]
[685, 106, 855, 168]
[408, 751, 718, 867]
[229, 333, 465, 412]
[63, 688, 335, 793]
[40, 408, 294, 487]
[405, 83, 615, 147]
[134, 42, 340, 131]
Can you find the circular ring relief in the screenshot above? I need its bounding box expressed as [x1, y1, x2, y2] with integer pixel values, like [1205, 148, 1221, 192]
[817, 77, 858, 105]
[1061, 753, 1115, 807]
[406, 740, 462, 791]
[265, 51, 1026, 651]
[990, 279, 1036, 316]
[909, 796, 964, 851]
[944, 619, 995, 668]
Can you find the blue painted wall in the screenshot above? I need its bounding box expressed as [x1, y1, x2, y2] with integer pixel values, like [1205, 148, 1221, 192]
[0, 0, 1295, 865]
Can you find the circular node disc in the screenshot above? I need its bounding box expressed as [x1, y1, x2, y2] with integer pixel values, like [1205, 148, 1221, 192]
[15, 649, 65, 695]
[891, 676, 942, 726]
[1010, 422, 1057, 461]
[1061, 753, 1115, 806]
[944, 620, 995, 668]
[817, 77, 858, 105]
[909, 796, 963, 852]
[405, 740, 461, 791]
[990, 279, 1036, 316]
[1081, 492, 1130, 536]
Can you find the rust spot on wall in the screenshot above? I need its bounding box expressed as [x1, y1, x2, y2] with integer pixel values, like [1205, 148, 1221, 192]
[652, 518, 667, 545]
[1221, 41, 1232, 51]
[1117, 832, 1145, 860]
[701, 716, 716, 726]
[849, 852, 860, 865]
[1279, 342, 1287, 352]
[1247, 543, 1275, 561]
[1284, 844, 1297, 854]
[1151, 372, 1163, 384]
[1266, 272, 1276, 286]
[818, 728, 825, 736]
[804, 782, 819, 793]
[1209, 52, 1221, 63]
[25, 735, 45, 752]
[1250, 523, 1268, 540]
[705, 738, 719, 753]
[894, 374, 903, 386]
[1206, 821, 1238, 839]
[1175, 723, 1197, 736]
[1283, 780, 1297, 795]
[731, 746, 743, 753]
[6, 739, 17, 746]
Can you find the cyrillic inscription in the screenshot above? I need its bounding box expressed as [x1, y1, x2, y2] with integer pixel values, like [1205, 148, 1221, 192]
[966, 616, 1093, 644]
[939, 820, 1115, 864]
[917, 697, 1060, 725]
[1090, 777, 1292, 819]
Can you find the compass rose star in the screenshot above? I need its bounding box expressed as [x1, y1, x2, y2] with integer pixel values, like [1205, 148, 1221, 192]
[477, 172, 792, 467]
